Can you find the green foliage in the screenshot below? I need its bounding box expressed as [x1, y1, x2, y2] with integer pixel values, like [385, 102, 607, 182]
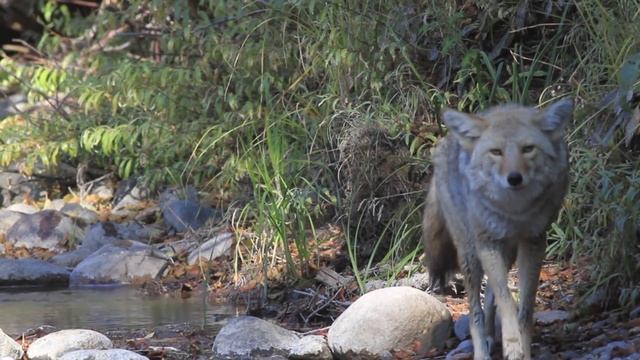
[549, 146, 640, 306]
[1, 0, 640, 305]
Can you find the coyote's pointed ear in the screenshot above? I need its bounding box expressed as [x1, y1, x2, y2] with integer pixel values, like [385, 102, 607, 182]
[442, 109, 486, 149]
[540, 98, 574, 137]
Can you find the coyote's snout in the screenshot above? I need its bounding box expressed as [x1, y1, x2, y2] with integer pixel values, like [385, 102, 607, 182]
[422, 99, 573, 360]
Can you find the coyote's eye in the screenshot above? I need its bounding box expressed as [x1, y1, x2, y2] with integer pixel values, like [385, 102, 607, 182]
[522, 145, 535, 154]
[489, 149, 502, 156]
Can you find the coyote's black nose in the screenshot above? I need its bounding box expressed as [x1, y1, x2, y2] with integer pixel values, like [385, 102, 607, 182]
[507, 172, 523, 186]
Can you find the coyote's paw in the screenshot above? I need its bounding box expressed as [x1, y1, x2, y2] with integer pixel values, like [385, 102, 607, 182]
[502, 337, 526, 360]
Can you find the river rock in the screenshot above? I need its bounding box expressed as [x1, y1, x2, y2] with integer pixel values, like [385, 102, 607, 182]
[0, 210, 26, 235]
[88, 177, 116, 202]
[26, 329, 112, 360]
[445, 339, 473, 360]
[50, 246, 97, 267]
[117, 222, 163, 243]
[59, 349, 147, 360]
[162, 199, 219, 232]
[289, 335, 332, 360]
[588, 340, 635, 359]
[6, 203, 39, 214]
[0, 93, 27, 118]
[453, 313, 501, 343]
[454, 314, 470, 340]
[111, 180, 151, 217]
[91, 185, 115, 201]
[0, 259, 69, 286]
[328, 286, 453, 359]
[6, 210, 82, 252]
[0, 328, 23, 360]
[365, 272, 431, 292]
[0, 172, 26, 192]
[156, 239, 197, 258]
[82, 222, 163, 251]
[70, 243, 168, 285]
[0, 172, 43, 205]
[60, 203, 99, 226]
[212, 316, 300, 359]
[187, 232, 234, 265]
[43, 199, 67, 211]
[81, 222, 123, 250]
[159, 186, 199, 205]
[534, 310, 570, 325]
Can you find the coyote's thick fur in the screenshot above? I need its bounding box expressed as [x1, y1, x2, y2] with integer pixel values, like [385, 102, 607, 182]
[422, 99, 573, 359]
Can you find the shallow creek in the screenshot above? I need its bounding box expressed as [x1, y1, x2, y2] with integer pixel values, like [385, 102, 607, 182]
[0, 286, 240, 335]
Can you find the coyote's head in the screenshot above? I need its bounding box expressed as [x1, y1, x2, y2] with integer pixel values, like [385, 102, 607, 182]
[442, 98, 573, 208]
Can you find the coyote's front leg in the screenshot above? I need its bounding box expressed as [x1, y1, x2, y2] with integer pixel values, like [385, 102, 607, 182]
[516, 238, 546, 359]
[477, 244, 526, 360]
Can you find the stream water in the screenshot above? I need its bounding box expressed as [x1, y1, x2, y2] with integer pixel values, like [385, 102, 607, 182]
[0, 286, 241, 335]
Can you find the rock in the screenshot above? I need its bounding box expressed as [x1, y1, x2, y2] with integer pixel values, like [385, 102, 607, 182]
[158, 186, 222, 232]
[0, 172, 43, 205]
[162, 200, 219, 232]
[157, 239, 197, 258]
[0, 244, 4, 255]
[111, 179, 151, 217]
[0, 210, 26, 235]
[92, 185, 115, 201]
[454, 314, 470, 340]
[534, 310, 570, 325]
[453, 313, 501, 343]
[81, 222, 121, 250]
[587, 340, 635, 359]
[0, 328, 23, 360]
[363, 279, 387, 292]
[289, 335, 332, 360]
[26, 329, 112, 360]
[59, 349, 147, 360]
[43, 199, 67, 211]
[6, 210, 83, 252]
[445, 339, 473, 360]
[364, 272, 431, 293]
[116, 222, 163, 243]
[395, 272, 431, 290]
[60, 203, 99, 226]
[6, 203, 39, 214]
[187, 232, 234, 265]
[90, 178, 116, 201]
[70, 244, 168, 285]
[82, 222, 163, 251]
[212, 316, 300, 359]
[583, 287, 607, 312]
[159, 186, 199, 205]
[328, 286, 453, 359]
[133, 205, 159, 223]
[49, 246, 96, 267]
[534, 346, 555, 360]
[0, 93, 27, 118]
[0, 259, 69, 286]
[29, 161, 77, 181]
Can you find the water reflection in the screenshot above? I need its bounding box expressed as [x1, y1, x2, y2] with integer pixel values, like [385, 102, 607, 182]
[0, 286, 241, 335]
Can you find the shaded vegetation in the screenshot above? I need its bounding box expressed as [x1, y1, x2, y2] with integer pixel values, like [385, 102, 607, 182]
[1, 0, 640, 308]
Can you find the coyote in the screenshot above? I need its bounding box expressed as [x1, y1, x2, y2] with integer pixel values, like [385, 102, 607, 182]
[422, 99, 573, 360]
